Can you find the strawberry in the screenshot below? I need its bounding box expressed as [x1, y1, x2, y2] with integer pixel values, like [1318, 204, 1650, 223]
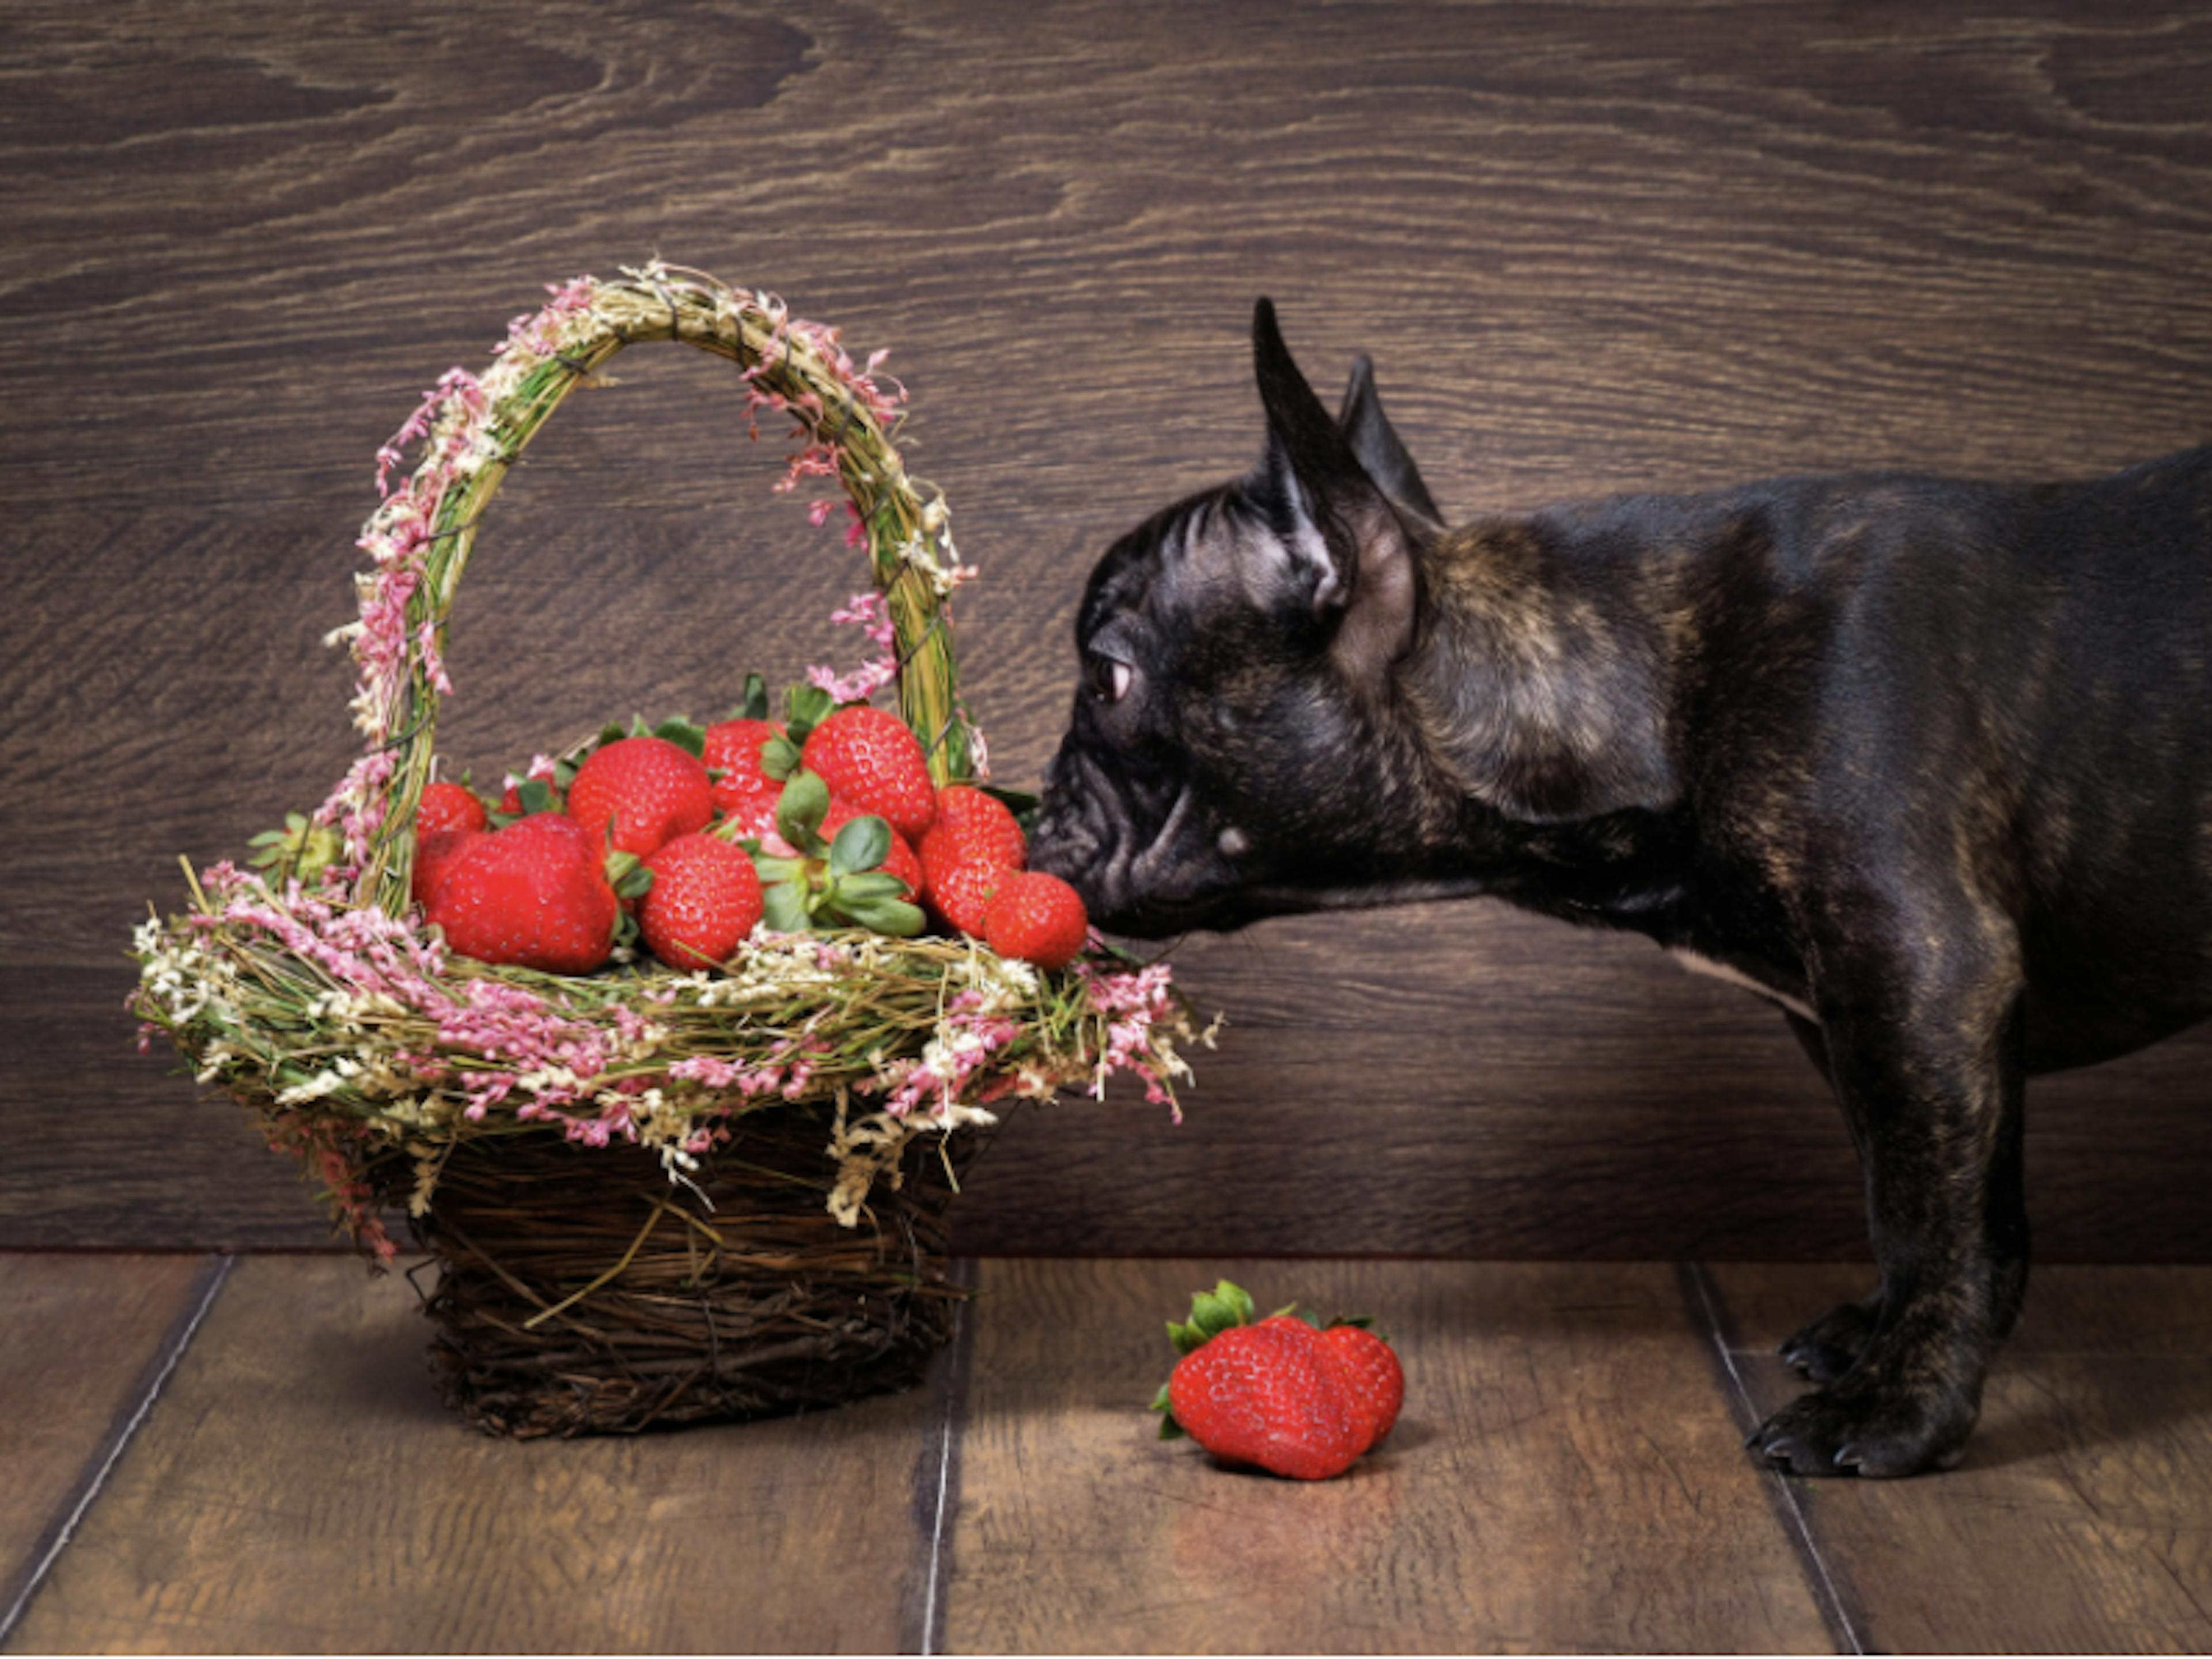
[1319, 1323, 1405, 1452]
[411, 827, 483, 910]
[416, 780, 488, 838]
[567, 736, 714, 858]
[918, 785, 1027, 887]
[983, 871, 1088, 969]
[925, 858, 1009, 939]
[799, 707, 937, 842]
[710, 773, 785, 839]
[1165, 1322, 1363, 1482]
[426, 813, 618, 974]
[703, 717, 784, 816]
[1154, 1281, 1403, 1479]
[823, 798, 922, 899]
[639, 832, 764, 969]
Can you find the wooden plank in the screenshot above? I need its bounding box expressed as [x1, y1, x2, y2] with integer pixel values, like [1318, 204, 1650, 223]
[10, 0, 2212, 1256]
[0, 1255, 219, 1634]
[1709, 1263, 2212, 1654]
[942, 1257, 1836, 1653]
[4, 1255, 949, 1654]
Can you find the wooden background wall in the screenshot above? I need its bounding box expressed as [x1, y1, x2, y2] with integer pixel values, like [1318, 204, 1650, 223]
[7, 0, 2210, 1257]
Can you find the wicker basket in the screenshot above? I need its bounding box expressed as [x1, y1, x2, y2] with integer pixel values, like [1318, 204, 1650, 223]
[402, 1111, 976, 1438]
[131, 264, 1200, 1436]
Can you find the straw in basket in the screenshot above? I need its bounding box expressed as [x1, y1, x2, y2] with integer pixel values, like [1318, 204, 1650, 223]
[130, 263, 1204, 1437]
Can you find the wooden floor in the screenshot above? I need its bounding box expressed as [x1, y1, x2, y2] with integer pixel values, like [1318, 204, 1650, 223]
[7, 1255, 2212, 1654]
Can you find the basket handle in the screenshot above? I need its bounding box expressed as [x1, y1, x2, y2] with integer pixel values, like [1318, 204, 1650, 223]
[341, 266, 975, 919]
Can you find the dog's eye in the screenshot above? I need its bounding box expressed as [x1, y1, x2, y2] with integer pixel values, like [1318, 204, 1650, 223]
[1085, 653, 1134, 705]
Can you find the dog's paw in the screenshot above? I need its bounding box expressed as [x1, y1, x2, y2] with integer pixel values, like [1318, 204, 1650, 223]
[1778, 1295, 1881, 1385]
[1745, 1374, 1976, 1479]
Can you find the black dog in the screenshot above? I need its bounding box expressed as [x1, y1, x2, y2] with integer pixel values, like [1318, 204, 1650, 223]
[1029, 300, 2212, 1478]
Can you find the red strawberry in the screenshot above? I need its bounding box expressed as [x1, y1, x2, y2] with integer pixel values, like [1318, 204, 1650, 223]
[717, 785, 783, 838]
[567, 736, 714, 858]
[411, 827, 483, 910]
[1165, 1322, 1363, 1482]
[822, 799, 923, 899]
[639, 833, 764, 969]
[426, 814, 618, 974]
[983, 871, 1088, 969]
[703, 717, 784, 816]
[1155, 1282, 1401, 1479]
[1319, 1324, 1405, 1453]
[800, 707, 937, 842]
[918, 785, 1026, 888]
[416, 781, 488, 838]
[926, 859, 1009, 939]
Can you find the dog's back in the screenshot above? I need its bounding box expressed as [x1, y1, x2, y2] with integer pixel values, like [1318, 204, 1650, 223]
[1520, 445, 2212, 1070]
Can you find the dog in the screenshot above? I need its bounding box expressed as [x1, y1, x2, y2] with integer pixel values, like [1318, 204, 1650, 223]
[1028, 299, 2212, 1478]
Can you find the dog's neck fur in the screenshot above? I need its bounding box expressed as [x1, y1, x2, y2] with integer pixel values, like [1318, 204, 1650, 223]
[1396, 513, 1687, 832]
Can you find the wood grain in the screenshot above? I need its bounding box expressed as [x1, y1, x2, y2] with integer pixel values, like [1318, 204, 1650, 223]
[1710, 1263, 2212, 1654]
[942, 1257, 1836, 1653]
[3, 1255, 948, 1654]
[7, 0, 2212, 1253]
[0, 1255, 219, 1633]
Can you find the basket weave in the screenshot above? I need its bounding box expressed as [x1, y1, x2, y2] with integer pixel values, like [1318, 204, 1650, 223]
[397, 1113, 977, 1438]
[130, 265, 1201, 1437]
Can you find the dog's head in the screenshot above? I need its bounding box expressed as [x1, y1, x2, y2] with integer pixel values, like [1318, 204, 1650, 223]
[1029, 301, 1451, 935]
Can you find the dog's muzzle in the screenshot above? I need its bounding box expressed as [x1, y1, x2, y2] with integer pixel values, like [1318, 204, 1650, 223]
[1031, 744, 1238, 935]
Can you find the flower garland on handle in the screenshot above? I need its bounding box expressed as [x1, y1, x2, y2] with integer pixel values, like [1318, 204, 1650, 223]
[328, 263, 980, 922]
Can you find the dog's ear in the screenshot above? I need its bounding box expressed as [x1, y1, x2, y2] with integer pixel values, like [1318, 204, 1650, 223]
[1248, 298, 1417, 690]
[1338, 354, 1443, 532]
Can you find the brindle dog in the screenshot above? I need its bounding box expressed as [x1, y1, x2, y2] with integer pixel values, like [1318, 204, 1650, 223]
[1029, 299, 2212, 1478]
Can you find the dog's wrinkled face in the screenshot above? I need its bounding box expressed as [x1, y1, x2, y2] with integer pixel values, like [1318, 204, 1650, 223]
[1029, 302, 1446, 935]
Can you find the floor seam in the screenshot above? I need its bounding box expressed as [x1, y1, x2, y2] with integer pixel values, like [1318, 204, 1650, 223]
[0, 1252, 234, 1649]
[916, 1256, 976, 1658]
[1679, 1262, 1868, 1657]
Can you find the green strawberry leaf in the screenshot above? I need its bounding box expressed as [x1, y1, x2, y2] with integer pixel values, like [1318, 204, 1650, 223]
[653, 717, 707, 758]
[1152, 1382, 1187, 1440]
[748, 852, 805, 886]
[760, 880, 811, 934]
[839, 895, 924, 937]
[609, 855, 653, 902]
[760, 734, 802, 782]
[834, 871, 909, 903]
[742, 672, 770, 722]
[1186, 1281, 1253, 1340]
[783, 684, 835, 744]
[515, 778, 558, 817]
[1166, 1320, 1210, 1357]
[776, 771, 831, 854]
[1188, 1294, 1238, 1339]
[598, 720, 630, 750]
[828, 814, 891, 879]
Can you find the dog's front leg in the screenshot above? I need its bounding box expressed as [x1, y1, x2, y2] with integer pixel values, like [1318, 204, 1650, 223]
[1747, 923, 2028, 1478]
